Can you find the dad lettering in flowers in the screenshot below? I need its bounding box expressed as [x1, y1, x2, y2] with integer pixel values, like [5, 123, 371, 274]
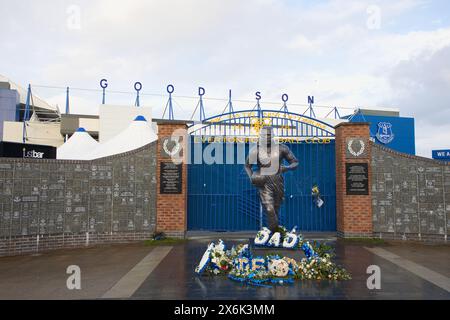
[245, 126, 299, 232]
[254, 227, 300, 248]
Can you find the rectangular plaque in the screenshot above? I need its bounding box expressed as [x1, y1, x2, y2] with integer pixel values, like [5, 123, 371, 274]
[160, 162, 182, 194]
[346, 163, 369, 195]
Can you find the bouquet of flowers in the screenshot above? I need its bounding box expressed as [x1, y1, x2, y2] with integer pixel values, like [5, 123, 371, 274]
[295, 256, 351, 281]
[211, 250, 232, 274]
[300, 241, 319, 260]
[311, 185, 324, 208]
[195, 239, 232, 275]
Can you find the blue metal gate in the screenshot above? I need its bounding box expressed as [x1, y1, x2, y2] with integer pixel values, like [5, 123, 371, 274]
[187, 139, 336, 231]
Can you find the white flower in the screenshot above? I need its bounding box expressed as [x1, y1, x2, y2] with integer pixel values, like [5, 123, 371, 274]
[268, 259, 290, 277]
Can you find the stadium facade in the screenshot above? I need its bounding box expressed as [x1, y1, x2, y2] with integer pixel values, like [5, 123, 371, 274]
[0, 76, 448, 257]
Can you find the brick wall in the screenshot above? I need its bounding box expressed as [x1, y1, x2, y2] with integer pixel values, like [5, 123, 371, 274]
[156, 121, 188, 238]
[335, 122, 373, 238]
[0, 232, 152, 256]
[0, 142, 157, 256]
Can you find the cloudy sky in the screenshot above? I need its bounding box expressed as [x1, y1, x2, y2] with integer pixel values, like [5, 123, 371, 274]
[1, 0, 449, 156]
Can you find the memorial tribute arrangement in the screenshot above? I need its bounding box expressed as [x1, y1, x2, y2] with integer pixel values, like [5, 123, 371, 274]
[194, 226, 351, 286]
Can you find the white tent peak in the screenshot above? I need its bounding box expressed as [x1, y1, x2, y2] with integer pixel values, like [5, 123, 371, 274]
[134, 115, 147, 121]
[88, 116, 157, 159]
[57, 127, 99, 160]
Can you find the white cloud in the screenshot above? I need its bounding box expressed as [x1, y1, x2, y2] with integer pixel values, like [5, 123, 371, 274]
[352, 28, 450, 69]
[286, 35, 317, 52]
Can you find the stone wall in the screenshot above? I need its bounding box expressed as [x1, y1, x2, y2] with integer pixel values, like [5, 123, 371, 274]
[371, 143, 449, 241]
[0, 142, 157, 256]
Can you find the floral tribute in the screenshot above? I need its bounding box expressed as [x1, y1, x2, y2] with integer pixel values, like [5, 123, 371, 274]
[194, 227, 351, 286]
[254, 226, 301, 248]
[311, 185, 324, 208]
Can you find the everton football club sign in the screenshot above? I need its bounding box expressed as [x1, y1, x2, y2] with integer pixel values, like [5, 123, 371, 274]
[376, 122, 394, 144]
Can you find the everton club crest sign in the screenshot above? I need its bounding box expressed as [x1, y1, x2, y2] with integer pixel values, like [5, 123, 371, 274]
[376, 122, 394, 144]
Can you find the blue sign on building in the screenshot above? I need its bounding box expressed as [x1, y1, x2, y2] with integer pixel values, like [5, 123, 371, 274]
[349, 114, 415, 155]
[432, 150, 450, 161]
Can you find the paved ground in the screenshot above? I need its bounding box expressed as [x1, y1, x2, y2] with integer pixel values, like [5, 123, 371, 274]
[0, 235, 448, 300]
[0, 243, 153, 299]
[381, 242, 450, 278]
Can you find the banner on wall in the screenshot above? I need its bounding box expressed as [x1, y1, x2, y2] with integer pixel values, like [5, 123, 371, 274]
[432, 149, 450, 161]
[0, 142, 56, 159]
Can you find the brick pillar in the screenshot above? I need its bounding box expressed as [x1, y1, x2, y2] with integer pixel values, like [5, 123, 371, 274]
[156, 121, 188, 238]
[335, 122, 373, 238]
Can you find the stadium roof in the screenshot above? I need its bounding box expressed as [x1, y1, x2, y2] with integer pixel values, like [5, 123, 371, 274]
[0, 74, 60, 117]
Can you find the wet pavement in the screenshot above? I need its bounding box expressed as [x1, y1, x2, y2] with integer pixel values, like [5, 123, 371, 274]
[382, 242, 450, 278]
[132, 238, 450, 300]
[0, 236, 448, 300]
[0, 243, 153, 300]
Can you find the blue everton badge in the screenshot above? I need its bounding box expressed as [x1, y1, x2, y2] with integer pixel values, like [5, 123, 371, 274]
[376, 122, 394, 144]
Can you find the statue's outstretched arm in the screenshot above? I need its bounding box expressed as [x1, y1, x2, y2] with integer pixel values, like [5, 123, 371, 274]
[281, 146, 299, 173]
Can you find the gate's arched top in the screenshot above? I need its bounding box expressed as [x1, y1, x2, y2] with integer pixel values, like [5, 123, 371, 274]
[188, 109, 339, 138]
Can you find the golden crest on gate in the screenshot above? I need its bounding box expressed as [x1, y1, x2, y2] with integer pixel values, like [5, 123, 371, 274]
[250, 118, 272, 135]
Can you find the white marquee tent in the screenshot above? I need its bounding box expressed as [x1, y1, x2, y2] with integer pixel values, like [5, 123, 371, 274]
[57, 127, 99, 160]
[87, 115, 158, 159]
